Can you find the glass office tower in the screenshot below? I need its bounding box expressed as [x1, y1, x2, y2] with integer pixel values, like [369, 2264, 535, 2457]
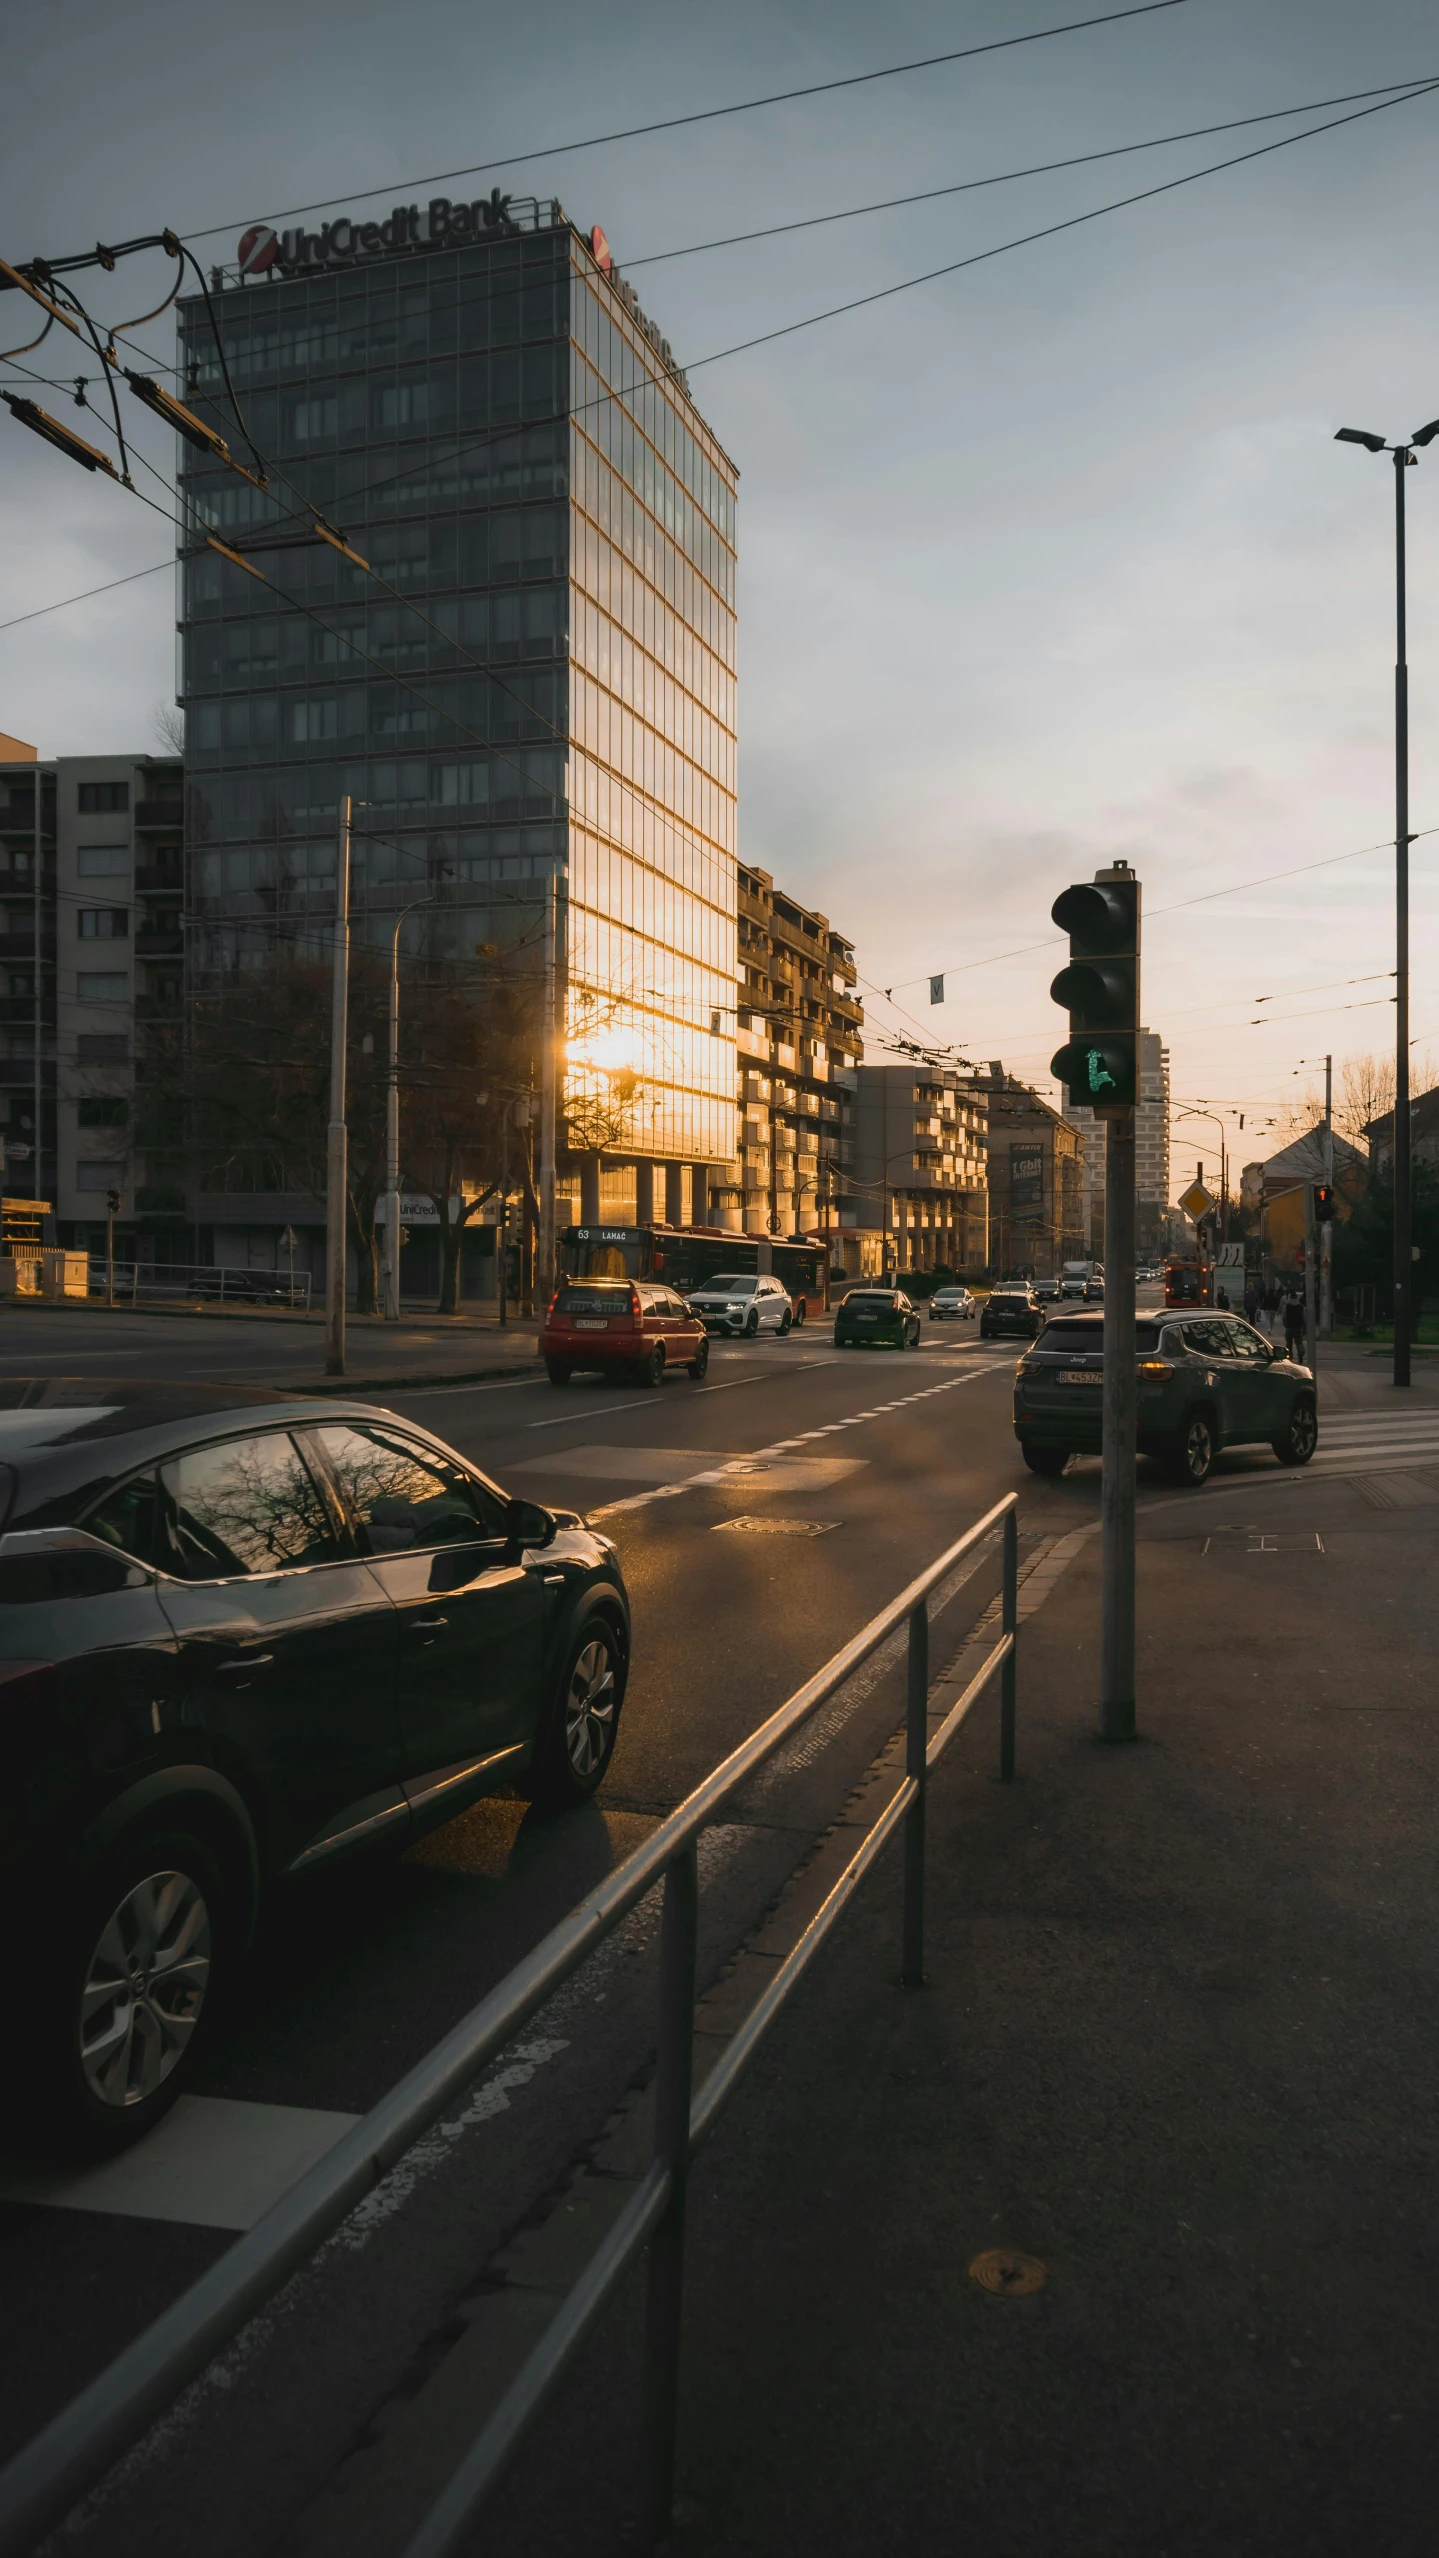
[177, 198, 737, 1254]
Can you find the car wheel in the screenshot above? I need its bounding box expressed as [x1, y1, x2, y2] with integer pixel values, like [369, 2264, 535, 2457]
[687, 1337, 710, 1380]
[525, 1615, 626, 1806]
[639, 1344, 666, 1387]
[744, 1309, 759, 1336]
[545, 1359, 571, 1386]
[907, 1322, 920, 1348]
[1272, 1396, 1317, 1465]
[30, 1830, 224, 2157]
[1022, 1445, 1069, 1477]
[1168, 1410, 1215, 1487]
[779, 1307, 792, 1335]
[792, 1302, 806, 1328]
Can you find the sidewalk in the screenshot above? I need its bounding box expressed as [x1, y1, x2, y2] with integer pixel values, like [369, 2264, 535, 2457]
[477, 1465, 1439, 2556]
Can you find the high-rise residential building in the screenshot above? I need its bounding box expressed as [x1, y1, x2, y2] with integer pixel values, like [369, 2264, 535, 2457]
[1063, 1027, 1169, 1258]
[733, 865, 863, 1236]
[848, 1063, 989, 1272]
[178, 194, 737, 1272]
[975, 1062, 1083, 1277]
[0, 744, 183, 1255]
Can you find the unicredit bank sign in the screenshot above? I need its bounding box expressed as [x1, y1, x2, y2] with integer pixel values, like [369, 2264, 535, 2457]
[238, 190, 525, 278]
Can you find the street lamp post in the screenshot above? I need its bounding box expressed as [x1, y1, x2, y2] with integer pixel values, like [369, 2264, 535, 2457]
[1335, 415, 1439, 1387]
[381, 897, 439, 1322]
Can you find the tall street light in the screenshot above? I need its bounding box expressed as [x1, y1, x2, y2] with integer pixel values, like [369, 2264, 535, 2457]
[381, 897, 440, 1322]
[1334, 413, 1439, 1387]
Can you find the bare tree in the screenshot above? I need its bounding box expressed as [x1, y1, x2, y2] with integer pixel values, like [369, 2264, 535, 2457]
[152, 701, 186, 758]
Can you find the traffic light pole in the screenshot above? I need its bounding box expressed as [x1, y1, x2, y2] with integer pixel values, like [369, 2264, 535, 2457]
[1099, 1106, 1137, 1742]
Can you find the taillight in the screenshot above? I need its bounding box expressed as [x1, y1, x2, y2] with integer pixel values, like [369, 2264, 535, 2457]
[628, 1288, 643, 1325]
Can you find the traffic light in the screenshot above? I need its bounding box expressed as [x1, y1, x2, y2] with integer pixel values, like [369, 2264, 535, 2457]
[105, 1189, 121, 1215]
[1313, 1183, 1335, 1223]
[1049, 867, 1141, 1112]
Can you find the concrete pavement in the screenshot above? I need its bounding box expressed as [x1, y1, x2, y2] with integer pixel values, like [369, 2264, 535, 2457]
[455, 1430, 1439, 2556]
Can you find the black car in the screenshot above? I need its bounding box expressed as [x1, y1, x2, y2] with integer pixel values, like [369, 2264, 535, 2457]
[980, 1287, 1043, 1341]
[833, 1288, 921, 1349]
[0, 1382, 630, 2155]
[1012, 1310, 1318, 1483]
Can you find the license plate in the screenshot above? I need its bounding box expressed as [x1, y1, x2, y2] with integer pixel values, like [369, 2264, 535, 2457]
[1059, 1368, 1096, 1385]
[574, 1319, 607, 1330]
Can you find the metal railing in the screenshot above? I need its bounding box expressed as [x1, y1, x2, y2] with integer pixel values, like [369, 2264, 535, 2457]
[0, 1494, 1019, 2558]
[85, 1259, 312, 1310]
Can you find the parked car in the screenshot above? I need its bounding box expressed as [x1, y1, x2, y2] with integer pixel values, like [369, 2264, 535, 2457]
[684, 1273, 795, 1339]
[541, 1280, 709, 1384]
[980, 1286, 1043, 1341]
[928, 1285, 976, 1323]
[1012, 1309, 1318, 1484]
[0, 1381, 631, 2153]
[833, 1288, 921, 1349]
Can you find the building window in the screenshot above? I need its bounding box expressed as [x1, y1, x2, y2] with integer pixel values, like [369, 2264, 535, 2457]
[78, 973, 129, 1003]
[78, 781, 129, 814]
[77, 1033, 129, 1064]
[77, 1097, 128, 1128]
[79, 909, 130, 940]
[77, 846, 131, 878]
[76, 1160, 124, 1192]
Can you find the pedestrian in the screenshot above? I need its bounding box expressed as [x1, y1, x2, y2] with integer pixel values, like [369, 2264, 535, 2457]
[1216, 1284, 1230, 1311]
[1283, 1287, 1306, 1360]
[1262, 1279, 1281, 1339]
[1244, 1277, 1261, 1324]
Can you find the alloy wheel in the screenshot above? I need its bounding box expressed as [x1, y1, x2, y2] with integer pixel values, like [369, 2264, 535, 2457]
[1288, 1401, 1318, 1461]
[565, 1637, 617, 1780]
[1183, 1415, 1214, 1485]
[79, 1869, 212, 2110]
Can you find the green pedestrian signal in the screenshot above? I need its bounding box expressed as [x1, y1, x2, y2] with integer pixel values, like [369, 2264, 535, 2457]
[1049, 868, 1141, 1112]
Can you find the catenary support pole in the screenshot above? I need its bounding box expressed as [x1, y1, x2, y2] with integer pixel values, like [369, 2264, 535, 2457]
[1099, 1105, 1136, 1740]
[325, 796, 351, 1377]
[1394, 449, 1412, 1388]
[536, 867, 557, 1312]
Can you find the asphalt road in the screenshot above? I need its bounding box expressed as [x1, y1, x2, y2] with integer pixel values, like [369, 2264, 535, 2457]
[14, 1283, 1410, 2557]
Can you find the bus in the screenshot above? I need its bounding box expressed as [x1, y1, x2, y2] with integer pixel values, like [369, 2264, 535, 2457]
[1163, 1252, 1211, 1307]
[559, 1224, 831, 1322]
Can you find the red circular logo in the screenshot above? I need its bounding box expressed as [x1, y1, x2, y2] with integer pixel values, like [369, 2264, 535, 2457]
[237, 224, 279, 274]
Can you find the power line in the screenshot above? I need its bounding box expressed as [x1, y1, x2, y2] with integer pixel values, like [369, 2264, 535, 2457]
[0, 556, 170, 634]
[182, 4, 1189, 245]
[623, 77, 1439, 269]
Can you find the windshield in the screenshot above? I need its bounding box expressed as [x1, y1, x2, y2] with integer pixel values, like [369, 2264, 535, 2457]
[1037, 1319, 1166, 1351]
[555, 1286, 631, 1315]
[698, 1275, 756, 1295]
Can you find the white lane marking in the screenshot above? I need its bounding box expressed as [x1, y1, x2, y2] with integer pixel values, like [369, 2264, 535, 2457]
[526, 1398, 648, 1431]
[389, 1374, 542, 1401]
[588, 1364, 999, 1522]
[0, 2097, 361, 2233]
[510, 1445, 866, 1490]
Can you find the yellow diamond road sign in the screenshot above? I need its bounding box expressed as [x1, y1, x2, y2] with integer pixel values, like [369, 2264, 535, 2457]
[1180, 1180, 1215, 1222]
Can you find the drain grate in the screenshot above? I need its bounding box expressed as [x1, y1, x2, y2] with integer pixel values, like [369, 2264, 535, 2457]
[711, 1515, 841, 1538]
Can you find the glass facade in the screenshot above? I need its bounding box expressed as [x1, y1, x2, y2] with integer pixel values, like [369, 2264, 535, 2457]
[177, 208, 738, 1197]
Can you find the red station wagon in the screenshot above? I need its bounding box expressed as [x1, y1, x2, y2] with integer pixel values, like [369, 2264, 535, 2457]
[541, 1280, 710, 1388]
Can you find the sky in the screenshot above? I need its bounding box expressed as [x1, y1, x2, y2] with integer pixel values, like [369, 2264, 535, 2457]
[2, 0, 1438, 1201]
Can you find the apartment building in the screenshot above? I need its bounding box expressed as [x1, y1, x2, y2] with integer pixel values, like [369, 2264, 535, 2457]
[973, 1061, 1084, 1277]
[848, 1062, 989, 1273]
[732, 865, 863, 1237]
[0, 744, 183, 1255]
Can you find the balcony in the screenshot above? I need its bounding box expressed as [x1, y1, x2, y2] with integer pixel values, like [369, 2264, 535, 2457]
[0, 932, 53, 962]
[135, 863, 182, 894]
[135, 929, 184, 957]
[134, 801, 184, 832]
[136, 992, 183, 1020]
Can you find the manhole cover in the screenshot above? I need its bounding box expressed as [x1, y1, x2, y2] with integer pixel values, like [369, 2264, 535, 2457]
[969, 2248, 1047, 2297]
[711, 1515, 841, 1538]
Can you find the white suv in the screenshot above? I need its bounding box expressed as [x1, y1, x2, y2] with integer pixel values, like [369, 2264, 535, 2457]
[687, 1273, 794, 1336]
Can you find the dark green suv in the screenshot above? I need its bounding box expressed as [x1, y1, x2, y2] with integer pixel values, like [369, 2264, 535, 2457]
[834, 1288, 921, 1350]
[1012, 1310, 1318, 1485]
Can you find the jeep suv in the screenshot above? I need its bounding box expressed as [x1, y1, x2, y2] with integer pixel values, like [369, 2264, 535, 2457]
[1012, 1310, 1317, 1484]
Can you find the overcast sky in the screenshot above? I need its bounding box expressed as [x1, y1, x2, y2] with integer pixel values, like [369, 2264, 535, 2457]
[3, 0, 1437, 1192]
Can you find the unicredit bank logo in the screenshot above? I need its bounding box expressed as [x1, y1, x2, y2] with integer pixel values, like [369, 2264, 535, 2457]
[242, 191, 521, 276]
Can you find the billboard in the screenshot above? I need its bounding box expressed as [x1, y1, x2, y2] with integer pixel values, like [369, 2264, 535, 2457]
[1010, 1143, 1045, 1222]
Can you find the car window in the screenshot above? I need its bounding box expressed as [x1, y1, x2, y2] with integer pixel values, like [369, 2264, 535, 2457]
[704, 1275, 755, 1295]
[1224, 1319, 1270, 1364]
[554, 1285, 630, 1315]
[664, 1291, 689, 1316]
[316, 1423, 508, 1554]
[1183, 1320, 1232, 1358]
[86, 1468, 163, 1564]
[158, 1433, 345, 1581]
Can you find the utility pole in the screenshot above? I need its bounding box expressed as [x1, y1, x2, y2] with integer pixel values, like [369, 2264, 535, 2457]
[325, 795, 351, 1377]
[382, 896, 438, 1321]
[1050, 862, 1141, 1744]
[1303, 1178, 1318, 1381]
[536, 865, 558, 1313]
[1321, 1054, 1334, 1337]
[498, 1104, 509, 1329]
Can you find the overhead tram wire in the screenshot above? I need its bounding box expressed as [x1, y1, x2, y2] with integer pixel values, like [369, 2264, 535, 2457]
[12, 70, 1438, 640]
[182, 4, 1190, 244]
[622, 76, 1439, 269]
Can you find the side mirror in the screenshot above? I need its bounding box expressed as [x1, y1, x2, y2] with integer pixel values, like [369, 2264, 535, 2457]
[506, 1497, 558, 1550]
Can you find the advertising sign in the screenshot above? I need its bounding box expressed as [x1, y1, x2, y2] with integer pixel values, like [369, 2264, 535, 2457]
[1010, 1144, 1045, 1221]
